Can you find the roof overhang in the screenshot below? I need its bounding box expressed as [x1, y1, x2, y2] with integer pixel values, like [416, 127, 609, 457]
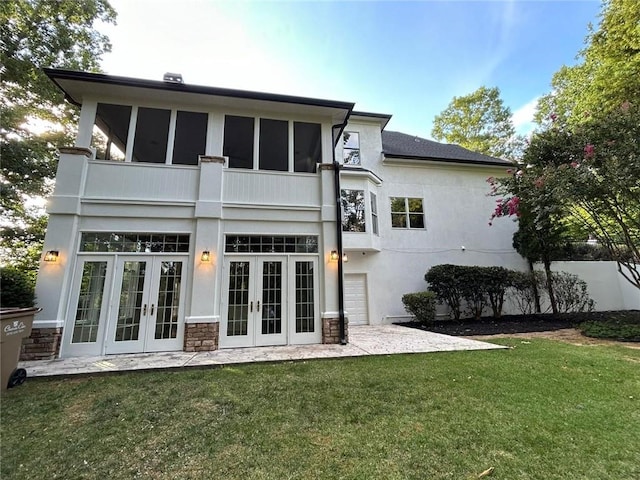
[383, 153, 514, 168]
[350, 110, 392, 130]
[44, 68, 355, 124]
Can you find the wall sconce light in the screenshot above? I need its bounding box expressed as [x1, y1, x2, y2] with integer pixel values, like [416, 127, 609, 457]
[44, 250, 59, 262]
[201, 251, 211, 262]
[342, 253, 349, 263]
[330, 250, 339, 262]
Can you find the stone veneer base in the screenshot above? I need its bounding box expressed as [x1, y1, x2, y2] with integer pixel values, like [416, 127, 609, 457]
[322, 317, 348, 344]
[184, 323, 220, 352]
[21, 328, 63, 361]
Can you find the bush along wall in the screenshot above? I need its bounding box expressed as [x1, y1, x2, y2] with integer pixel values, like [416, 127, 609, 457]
[423, 264, 594, 320]
[402, 292, 437, 326]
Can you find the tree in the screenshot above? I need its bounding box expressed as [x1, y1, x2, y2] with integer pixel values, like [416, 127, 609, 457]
[535, 0, 640, 127]
[432, 86, 520, 160]
[490, 103, 640, 293]
[0, 0, 117, 273]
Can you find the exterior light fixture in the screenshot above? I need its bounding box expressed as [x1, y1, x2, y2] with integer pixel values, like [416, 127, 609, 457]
[201, 251, 211, 262]
[330, 250, 339, 261]
[44, 250, 59, 262]
[342, 253, 349, 263]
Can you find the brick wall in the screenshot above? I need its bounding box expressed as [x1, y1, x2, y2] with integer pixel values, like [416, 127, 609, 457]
[20, 328, 63, 360]
[322, 317, 348, 344]
[184, 323, 219, 352]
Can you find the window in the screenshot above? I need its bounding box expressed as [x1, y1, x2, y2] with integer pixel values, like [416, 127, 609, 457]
[92, 105, 209, 164]
[342, 131, 360, 165]
[225, 235, 318, 253]
[294, 122, 321, 173]
[259, 118, 288, 171]
[132, 107, 171, 163]
[370, 192, 379, 235]
[93, 103, 131, 161]
[341, 189, 366, 232]
[391, 197, 425, 229]
[223, 115, 254, 169]
[80, 233, 190, 253]
[172, 111, 208, 165]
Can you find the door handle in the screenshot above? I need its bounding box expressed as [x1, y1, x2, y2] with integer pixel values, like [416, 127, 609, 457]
[143, 304, 147, 315]
[250, 301, 253, 312]
[256, 301, 260, 312]
[150, 304, 155, 315]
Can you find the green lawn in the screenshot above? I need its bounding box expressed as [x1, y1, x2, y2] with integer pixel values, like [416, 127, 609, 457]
[2, 339, 639, 480]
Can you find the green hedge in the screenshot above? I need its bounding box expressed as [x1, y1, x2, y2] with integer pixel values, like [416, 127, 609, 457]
[402, 291, 437, 326]
[0, 267, 36, 308]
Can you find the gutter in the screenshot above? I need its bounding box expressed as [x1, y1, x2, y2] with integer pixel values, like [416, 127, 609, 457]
[332, 120, 350, 345]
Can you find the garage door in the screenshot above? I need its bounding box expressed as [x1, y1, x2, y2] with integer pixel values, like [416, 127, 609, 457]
[344, 274, 369, 325]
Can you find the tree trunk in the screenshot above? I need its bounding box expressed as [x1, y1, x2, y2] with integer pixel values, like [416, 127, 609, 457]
[528, 260, 542, 313]
[542, 257, 558, 314]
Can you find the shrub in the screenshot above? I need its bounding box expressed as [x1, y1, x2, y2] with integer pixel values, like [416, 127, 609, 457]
[0, 266, 36, 308]
[579, 311, 640, 341]
[402, 292, 437, 326]
[482, 266, 514, 318]
[551, 271, 595, 313]
[425, 264, 464, 320]
[458, 267, 487, 320]
[509, 271, 546, 315]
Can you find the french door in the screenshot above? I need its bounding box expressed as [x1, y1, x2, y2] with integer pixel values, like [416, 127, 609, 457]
[221, 256, 320, 348]
[105, 256, 186, 354]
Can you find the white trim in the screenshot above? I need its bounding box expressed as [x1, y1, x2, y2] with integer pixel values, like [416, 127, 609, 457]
[321, 311, 340, 318]
[185, 315, 220, 324]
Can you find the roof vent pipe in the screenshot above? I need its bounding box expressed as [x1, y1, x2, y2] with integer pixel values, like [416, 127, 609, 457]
[163, 72, 184, 83]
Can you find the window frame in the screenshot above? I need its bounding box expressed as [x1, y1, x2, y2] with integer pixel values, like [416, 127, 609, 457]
[390, 197, 425, 229]
[92, 103, 209, 166]
[341, 189, 367, 233]
[342, 131, 361, 165]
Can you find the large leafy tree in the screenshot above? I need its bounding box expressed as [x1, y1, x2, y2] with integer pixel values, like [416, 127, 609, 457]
[1, 0, 116, 275]
[431, 86, 521, 160]
[535, 0, 640, 126]
[491, 104, 640, 292]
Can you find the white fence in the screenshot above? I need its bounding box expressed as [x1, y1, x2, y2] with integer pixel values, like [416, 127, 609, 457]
[535, 261, 640, 311]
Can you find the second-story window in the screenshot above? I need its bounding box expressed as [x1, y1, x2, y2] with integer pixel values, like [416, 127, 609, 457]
[172, 111, 207, 165]
[342, 131, 360, 165]
[223, 115, 254, 169]
[294, 122, 321, 173]
[341, 189, 366, 232]
[370, 192, 379, 235]
[259, 118, 288, 171]
[93, 103, 131, 161]
[391, 197, 425, 229]
[133, 107, 171, 163]
[92, 103, 208, 165]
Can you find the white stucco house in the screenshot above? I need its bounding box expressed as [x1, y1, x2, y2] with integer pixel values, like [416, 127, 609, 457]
[27, 69, 525, 360]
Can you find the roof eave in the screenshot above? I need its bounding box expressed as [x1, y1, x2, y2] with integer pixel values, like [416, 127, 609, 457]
[383, 153, 514, 167]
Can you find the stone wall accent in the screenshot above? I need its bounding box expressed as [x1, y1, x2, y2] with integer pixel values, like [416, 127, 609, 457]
[20, 328, 63, 361]
[322, 317, 349, 344]
[184, 322, 219, 352]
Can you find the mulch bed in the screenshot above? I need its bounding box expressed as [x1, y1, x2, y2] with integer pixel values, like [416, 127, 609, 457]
[397, 313, 580, 336]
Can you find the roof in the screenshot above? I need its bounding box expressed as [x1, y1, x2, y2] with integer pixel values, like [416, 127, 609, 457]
[43, 68, 354, 123]
[350, 111, 392, 129]
[382, 131, 513, 167]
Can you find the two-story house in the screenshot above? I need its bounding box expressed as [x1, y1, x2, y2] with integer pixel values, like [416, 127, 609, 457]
[28, 69, 525, 360]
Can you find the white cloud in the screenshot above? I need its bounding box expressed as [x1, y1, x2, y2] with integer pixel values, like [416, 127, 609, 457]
[511, 96, 539, 136]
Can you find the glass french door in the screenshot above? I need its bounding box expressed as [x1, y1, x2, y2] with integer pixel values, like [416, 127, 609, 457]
[105, 255, 185, 354]
[221, 256, 320, 348]
[222, 256, 288, 347]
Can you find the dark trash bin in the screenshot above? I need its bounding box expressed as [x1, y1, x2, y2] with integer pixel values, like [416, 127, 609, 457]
[1, 307, 40, 392]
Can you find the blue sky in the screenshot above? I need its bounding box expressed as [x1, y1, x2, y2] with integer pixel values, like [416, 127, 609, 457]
[100, 0, 602, 138]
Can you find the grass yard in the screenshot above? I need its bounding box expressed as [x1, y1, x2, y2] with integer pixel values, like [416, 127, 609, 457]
[2, 339, 639, 480]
